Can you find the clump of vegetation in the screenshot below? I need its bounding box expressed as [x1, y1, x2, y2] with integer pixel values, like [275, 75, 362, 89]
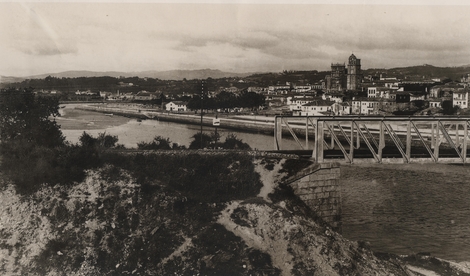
[0, 87, 257, 197]
[189, 132, 251, 150]
[0, 88, 126, 194]
[188, 132, 214, 149]
[137, 135, 186, 150]
[222, 134, 251, 150]
[279, 159, 314, 181]
[102, 151, 262, 202]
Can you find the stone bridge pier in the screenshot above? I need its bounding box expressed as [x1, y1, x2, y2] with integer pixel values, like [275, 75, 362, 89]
[285, 162, 342, 232]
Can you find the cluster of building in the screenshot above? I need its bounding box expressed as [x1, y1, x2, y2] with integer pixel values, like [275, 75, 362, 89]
[264, 54, 470, 116]
[32, 54, 470, 116]
[98, 90, 160, 101]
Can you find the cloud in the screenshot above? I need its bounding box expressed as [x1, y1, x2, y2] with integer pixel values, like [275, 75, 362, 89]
[162, 29, 282, 54]
[18, 43, 78, 56]
[3, 3, 470, 76]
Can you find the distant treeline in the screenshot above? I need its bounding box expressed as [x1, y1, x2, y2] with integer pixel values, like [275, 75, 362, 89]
[1, 70, 331, 96]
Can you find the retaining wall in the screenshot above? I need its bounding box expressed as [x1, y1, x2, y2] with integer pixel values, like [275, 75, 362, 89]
[285, 162, 342, 231]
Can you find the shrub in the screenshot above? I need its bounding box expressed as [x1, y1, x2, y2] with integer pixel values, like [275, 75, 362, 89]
[0, 88, 65, 148]
[222, 134, 251, 150]
[188, 132, 213, 149]
[137, 136, 172, 150]
[79, 132, 119, 149]
[105, 152, 262, 202]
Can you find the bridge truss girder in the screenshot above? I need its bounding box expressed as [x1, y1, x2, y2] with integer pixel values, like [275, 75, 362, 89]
[274, 116, 470, 163]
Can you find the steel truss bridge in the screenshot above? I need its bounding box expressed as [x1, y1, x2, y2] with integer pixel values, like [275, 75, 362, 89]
[273, 116, 470, 163]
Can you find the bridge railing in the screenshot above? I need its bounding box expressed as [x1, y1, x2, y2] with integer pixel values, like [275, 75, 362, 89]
[274, 116, 470, 163]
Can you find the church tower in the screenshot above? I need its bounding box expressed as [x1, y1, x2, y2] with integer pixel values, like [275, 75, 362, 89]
[347, 54, 361, 91]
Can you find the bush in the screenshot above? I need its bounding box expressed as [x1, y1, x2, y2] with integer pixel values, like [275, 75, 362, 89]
[79, 132, 119, 149]
[189, 132, 213, 149]
[222, 134, 251, 150]
[137, 136, 173, 150]
[105, 152, 262, 202]
[0, 132, 121, 195]
[0, 88, 64, 148]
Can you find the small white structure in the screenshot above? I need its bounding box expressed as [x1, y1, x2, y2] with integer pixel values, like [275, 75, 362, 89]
[322, 92, 344, 103]
[453, 89, 469, 109]
[293, 100, 335, 116]
[429, 99, 442, 108]
[165, 101, 188, 112]
[331, 102, 351, 115]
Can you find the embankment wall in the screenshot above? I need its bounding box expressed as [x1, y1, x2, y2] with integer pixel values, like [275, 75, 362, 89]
[76, 105, 276, 135]
[285, 162, 342, 231]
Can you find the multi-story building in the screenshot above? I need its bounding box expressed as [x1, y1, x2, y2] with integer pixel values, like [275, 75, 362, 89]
[293, 99, 335, 116]
[453, 89, 469, 109]
[351, 97, 396, 115]
[288, 96, 321, 111]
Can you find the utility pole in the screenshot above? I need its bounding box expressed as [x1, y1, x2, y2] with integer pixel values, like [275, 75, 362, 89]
[200, 80, 204, 148]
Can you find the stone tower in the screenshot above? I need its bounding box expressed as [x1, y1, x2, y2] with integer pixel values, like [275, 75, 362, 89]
[347, 54, 361, 91]
[328, 63, 346, 92]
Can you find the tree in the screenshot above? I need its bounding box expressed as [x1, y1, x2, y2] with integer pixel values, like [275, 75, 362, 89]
[0, 88, 67, 193]
[189, 132, 213, 149]
[238, 91, 265, 110]
[137, 136, 172, 150]
[79, 132, 120, 149]
[216, 91, 237, 109]
[222, 134, 251, 150]
[441, 100, 460, 115]
[0, 88, 64, 148]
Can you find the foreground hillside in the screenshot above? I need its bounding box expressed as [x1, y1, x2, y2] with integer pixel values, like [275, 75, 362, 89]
[1, 153, 469, 275]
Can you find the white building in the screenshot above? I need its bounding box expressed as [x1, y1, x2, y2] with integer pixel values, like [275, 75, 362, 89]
[165, 101, 188, 112]
[288, 96, 320, 111]
[453, 89, 469, 109]
[293, 100, 335, 116]
[429, 99, 442, 108]
[322, 92, 344, 103]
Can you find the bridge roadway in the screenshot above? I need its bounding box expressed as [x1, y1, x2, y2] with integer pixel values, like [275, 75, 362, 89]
[274, 115, 470, 164]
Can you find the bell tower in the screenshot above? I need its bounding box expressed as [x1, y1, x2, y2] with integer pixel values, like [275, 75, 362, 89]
[347, 54, 361, 91]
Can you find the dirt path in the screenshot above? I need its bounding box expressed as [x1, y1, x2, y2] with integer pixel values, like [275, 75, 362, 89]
[254, 159, 286, 202]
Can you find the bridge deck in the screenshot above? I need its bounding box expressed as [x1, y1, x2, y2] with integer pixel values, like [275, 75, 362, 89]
[274, 116, 470, 163]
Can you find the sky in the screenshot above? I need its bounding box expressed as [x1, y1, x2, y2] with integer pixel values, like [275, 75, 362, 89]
[1, 0, 470, 77]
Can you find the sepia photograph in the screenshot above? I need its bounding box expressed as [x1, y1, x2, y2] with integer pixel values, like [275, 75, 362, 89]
[1, 0, 470, 274]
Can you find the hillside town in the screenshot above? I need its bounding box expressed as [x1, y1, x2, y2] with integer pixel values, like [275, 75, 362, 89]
[8, 54, 470, 117]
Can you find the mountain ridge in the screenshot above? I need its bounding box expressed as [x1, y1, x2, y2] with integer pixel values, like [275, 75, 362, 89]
[3, 64, 470, 84]
[2, 69, 254, 82]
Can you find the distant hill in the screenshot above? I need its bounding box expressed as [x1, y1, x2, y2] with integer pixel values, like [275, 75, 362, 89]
[0, 76, 27, 84]
[21, 69, 252, 81]
[4, 64, 470, 85]
[363, 64, 470, 81]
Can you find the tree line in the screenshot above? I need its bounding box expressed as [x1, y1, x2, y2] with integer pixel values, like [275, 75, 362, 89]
[186, 90, 265, 111]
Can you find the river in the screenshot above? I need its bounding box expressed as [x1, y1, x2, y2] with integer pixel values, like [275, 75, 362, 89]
[57, 104, 302, 150]
[56, 104, 470, 262]
[341, 163, 470, 262]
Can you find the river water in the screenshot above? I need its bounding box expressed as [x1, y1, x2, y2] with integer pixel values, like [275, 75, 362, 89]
[57, 104, 301, 150]
[56, 104, 470, 262]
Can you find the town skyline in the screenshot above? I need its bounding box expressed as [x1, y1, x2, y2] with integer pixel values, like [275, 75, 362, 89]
[2, 1, 470, 77]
